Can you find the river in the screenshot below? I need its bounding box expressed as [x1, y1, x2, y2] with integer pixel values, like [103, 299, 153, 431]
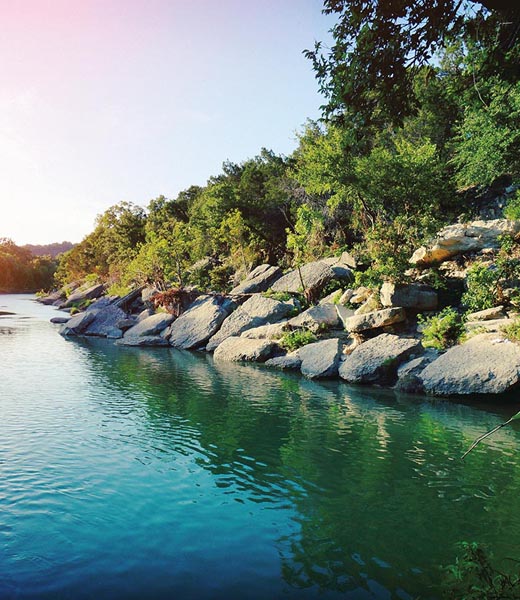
[1, 294, 520, 599]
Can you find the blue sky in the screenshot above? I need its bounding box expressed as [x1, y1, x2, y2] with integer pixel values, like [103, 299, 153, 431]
[0, 0, 333, 244]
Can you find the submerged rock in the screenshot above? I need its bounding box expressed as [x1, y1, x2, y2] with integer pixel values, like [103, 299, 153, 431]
[339, 334, 422, 384]
[50, 316, 70, 324]
[419, 333, 520, 395]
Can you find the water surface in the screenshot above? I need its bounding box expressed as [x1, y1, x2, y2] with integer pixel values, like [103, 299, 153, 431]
[1, 294, 520, 599]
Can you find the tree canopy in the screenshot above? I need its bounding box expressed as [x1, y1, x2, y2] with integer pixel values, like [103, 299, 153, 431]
[305, 0, 520, 127]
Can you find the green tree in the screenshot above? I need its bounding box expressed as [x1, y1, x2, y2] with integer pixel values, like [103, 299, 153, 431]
[305, 0, 519, 127]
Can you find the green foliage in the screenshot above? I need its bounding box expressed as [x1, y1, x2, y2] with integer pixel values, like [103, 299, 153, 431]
[279, 329, 317, 352]
[304, 0, 518, 130]
[107, 283, 132, 297]
[55, 201, 146, 285]
[419, 308, 464, 350]
[461, 263, 499, 312]
[462, 237, 520, 312]
[262, 290, 293, 303]
[502, 318, 520, 343]
[444, 542, 520, 600]
[504, 191, 520, 221]
[0, 238, 56, 292]
[286, 203, 326, 265]
[453, 82, 520, 186]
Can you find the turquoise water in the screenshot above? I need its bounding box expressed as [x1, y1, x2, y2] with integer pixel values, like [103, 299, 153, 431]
[1, 295, 520, 599]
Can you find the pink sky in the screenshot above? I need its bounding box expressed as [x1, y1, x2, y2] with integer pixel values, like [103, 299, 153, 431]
[0, 0, 332, 245]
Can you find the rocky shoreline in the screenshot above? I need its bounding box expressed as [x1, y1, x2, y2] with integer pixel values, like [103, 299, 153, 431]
[39, 215, 520, 399]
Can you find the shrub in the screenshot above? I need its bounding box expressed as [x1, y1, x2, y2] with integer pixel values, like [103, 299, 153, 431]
[461, 263, 499, 312]
[504, 191, 520, 221]
[279, 329, 317, 352]
[419, 308, 464, 350]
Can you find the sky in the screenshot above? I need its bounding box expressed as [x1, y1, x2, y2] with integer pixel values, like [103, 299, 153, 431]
[0, 0, 334, 245]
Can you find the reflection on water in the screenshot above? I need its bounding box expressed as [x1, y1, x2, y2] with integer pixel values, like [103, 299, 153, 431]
[1, 295, 520, 599]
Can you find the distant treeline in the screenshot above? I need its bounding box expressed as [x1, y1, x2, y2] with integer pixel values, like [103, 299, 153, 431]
[23, 241, 75, 258]
[0, 239, 56, 293]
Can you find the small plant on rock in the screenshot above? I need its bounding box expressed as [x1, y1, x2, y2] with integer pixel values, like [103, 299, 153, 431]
[279, 329, 317, 352]
[502, 318, 520, 343]
[419, 308, 464, 350]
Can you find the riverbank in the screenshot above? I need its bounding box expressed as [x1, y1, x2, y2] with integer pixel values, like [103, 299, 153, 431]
[4, 292, 520, 599]
[38, 218, 520, 399]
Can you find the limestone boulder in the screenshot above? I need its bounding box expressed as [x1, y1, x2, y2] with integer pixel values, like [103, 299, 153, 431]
[380, 283, 438, 311]
[344, 307, 406, 333]
[213, 337, 277, 362]
[116, 318, 136, 331]
[230, 264, 283, 295]
[123, 313, 174, 339]
[350, 287, 372, 305]
[338, 289, 354, 305]
[117, 335, 169, 347]
[354, 295, 380, 315]
[335, 305, 356, 329]
[168, 295, 234, 349]
[271, 261, 337, 296]
[137, 308, 155, 322]
[264, 352, 302, 370]
[288, 303, 340, 333]
[298, 338, 342, 379]
[339, 334, 423, 384]
[141, 286, 159, 308]
[38, 290, 65, 305]
[206, 294, 294, 351]
[240, 321, 288, 340]
[411, 219, 520, 267]
[419, 333, 520, 395]
[106, 327, 123, 339]
[83, 304, 128, 337]
[394, 350, 439, 393]
[464, 318, 514, 333]
[466, 306, 507, 321]
[61, 283, 105, 308]
[59, 311, 96, 336]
